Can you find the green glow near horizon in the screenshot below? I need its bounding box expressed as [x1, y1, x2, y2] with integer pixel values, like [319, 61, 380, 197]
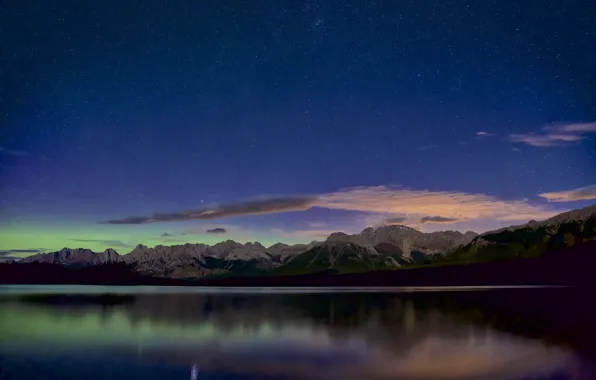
[0, 304, 332, 348]
[0, 222, 303, 258]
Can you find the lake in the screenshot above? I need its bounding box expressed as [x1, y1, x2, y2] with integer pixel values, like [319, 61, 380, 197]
[0, 285, 595, 380]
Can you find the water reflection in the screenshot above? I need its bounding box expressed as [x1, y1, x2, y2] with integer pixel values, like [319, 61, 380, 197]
[0, 287, 593, 379]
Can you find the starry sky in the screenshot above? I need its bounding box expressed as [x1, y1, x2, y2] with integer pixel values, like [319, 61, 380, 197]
[1, 0, 596, 257]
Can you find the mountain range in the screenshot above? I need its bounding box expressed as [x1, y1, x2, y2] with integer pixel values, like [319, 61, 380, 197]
[443, 204, 596, 263]
[13, 204, 596, 280]
[18, 225, 477, 279]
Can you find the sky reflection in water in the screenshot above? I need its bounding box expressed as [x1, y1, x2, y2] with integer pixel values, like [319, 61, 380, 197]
[0, 286, 591, 380]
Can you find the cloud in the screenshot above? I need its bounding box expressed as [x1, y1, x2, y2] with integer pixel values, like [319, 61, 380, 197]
[383, 216, 408, 225]
[0, 147, 29, 157]
[100, 196, 316, 224]
[178, 224, 258, 242]
[316, 186, 558, 222]
[70, 239, 132, 248]
[510, 121, 596, 147]
[161, 233, 175, 237]
[269, 228, 337, 241]
[0, 249, 45, 255]
[0, 249, 46, 260]
[101, 186, 560, 229]
[206, 228, 227, 234]
[475, 131, 494, 137]
[420, 216, 460, 224]
[538, 185, 596, 202]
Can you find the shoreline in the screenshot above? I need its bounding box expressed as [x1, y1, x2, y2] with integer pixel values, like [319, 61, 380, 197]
[1, 241, 595, 288]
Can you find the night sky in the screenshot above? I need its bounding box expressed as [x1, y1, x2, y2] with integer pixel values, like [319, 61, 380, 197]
[1, 0, 596, 257]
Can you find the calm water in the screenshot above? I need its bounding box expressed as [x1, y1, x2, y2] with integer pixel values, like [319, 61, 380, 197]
[0, 285, 595, 380]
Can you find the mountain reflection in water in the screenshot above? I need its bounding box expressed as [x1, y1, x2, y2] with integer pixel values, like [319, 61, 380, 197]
[0, 286, 594, 380]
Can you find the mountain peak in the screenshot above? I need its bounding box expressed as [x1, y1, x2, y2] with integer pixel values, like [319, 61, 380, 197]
[101, 248, 120, 259]
[213, 240, 242, 248]
[319, 223, 475, 257]
[326, 232, 349, 241]
[22, 247, 118, 265]
[245, 241, 264, 248]
[268, 242, 289, 249]
[360, 227, 375, 234]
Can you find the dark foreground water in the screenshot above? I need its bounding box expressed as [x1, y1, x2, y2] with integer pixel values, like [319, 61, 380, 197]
[0, 286, 595, 380]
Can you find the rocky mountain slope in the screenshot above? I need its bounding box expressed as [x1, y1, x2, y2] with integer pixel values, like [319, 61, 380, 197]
[120, 241, 315, 278]
[21, 248, 120, 265]
[17, 225, 477, 278]
[273, 241, 394, 276]
[19, 240, 321, 279]
[442, 204, 596, 264]
[324, 225, 477, 263]
[267, 226, 478, 276]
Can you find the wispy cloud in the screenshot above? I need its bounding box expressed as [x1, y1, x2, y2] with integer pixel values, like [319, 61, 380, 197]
[100, 186, 560, 229]
[70, 239, 132, 248]
[510, 121, 596, 147]
[383, 216, 408, 225]
[316, 186, 557, 222]
[538, 185, 596, 202]
[180, 224, 253, 238]
[420, 216, 460, 224]
[0, 248, 45, 255]
[206, 228, 227, 234]
[0, 147, 29, 157]
[269, 228, 337, 241]
[100, 196, 315, 224]
[475, 131, 494, 137]
[161, 233, 175, 237]
[0, 248, 46, 260]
